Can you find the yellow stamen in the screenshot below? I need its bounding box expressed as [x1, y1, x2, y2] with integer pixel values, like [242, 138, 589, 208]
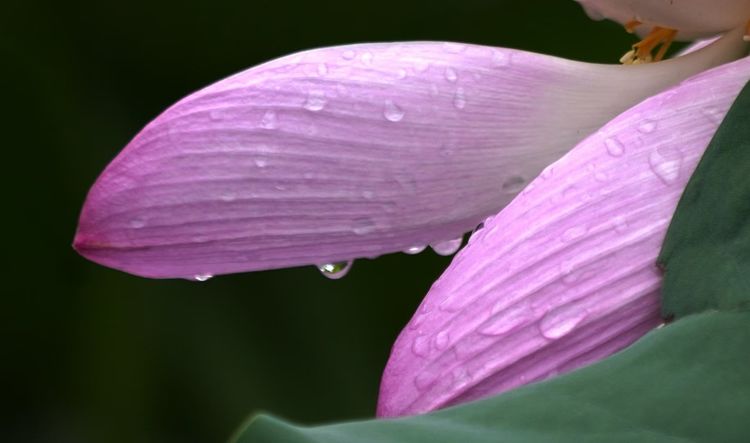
[624, 20, 642, 34]
[620, 26, 678, 65]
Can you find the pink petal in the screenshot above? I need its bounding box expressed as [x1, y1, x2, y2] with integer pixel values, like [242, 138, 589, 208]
[74, 37, 745, 279]
[377, 56, 750, 417]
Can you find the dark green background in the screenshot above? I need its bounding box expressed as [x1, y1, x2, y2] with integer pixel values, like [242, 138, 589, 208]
[4, 2, 637, 442]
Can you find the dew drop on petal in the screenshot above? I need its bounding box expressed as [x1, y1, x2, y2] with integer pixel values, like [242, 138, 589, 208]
[480, 303, 530, 336]
[193, 273, 213, 282]
[361, 51, 373, 65]
[220, 192, 236, 202]
[561, 226, 587, 242]
[444, 66, 458, 82]
[491, 50, 511, 67]
[317, 63, 329, 76]
[612, 215, 629, 233]
[260, 110, 277, 129]
[431, 236, 463, 256]
[604, 137, 625, 156]
[414, 367, 439, 390]
[539, 305, 588, 339]
[254, 158, 268, 168]
[453, 87, 466, 109]
[383, 100, 405, 122]
[352, 217, 376, 235]
[342, 49, 356, 60]
[129, 218, 146, 229]
[648, 146, 683, 185]
[317, 261, 352, 279]
[403, 245, 426, 255]
[411, 334, 430, 357]
[304, 91, 327, 111]
[396, 68, 407, 79]
[434, 330, 450, 350]
[638, 119, 657, 133]
[701, 106, 723, 124]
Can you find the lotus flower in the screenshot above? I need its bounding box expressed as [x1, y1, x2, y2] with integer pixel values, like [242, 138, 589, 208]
[74, 0, 750, 419]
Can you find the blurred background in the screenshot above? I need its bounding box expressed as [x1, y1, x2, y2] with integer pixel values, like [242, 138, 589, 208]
[3, 1, 638, 442]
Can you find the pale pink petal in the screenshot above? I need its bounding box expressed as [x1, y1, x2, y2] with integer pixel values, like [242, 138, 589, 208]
[74, 36, 745, 279]
[377, 55, 750, 417]
[576, 0, 750, 39]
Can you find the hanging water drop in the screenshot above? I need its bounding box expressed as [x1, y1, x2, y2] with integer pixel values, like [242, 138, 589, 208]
[317, 261, 352, 279]
[431, 236, 463, 256]
[193, 273, 213, 282]
[403, 245, 426, 255]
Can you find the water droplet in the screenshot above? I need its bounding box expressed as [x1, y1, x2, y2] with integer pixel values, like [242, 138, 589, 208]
[444, 67, 458, 82]
[453, 87, 466, 109]
[561, 226, 587, 242]
[361, 190, 375, 200]
[411, 334, 430, 357]
[317, 63, 328, 76]
[209, 109, 222, 121]
[559, 259, 579, 284]
[701, 106, 723, 124]
[414, 367, 439, 390]
[193, 273, 213, 282]
[539, 305, 588, 339]
[638, 119, 656, 133]
[220, 192, 236, 202]
[383, 100, 405, 122]
[414, 59, 430, 72]
[431, 237, 463, 256]
[129, 218, 146, 229]
[304, 91, 327, 111]
[342, 49, 356, 60]
[361, 51, 373, 65]
[260, 110, 277, 129]
[434, 330, 450, 350]
[396, 68, 407, 79]
[604, 137, 625, 156]
[612, 215, 628, 233]
[450, 367, 472, 390]
[491, 50, 511, 67]
[480, 303, 530, 335]
[352, 217, 376, 235]
[648, 146, 683, 185]
[594, 171, 609, 182]
[501, 175, 525, 193]
[403, 245, 426, 255]
[317, 261, 352, 279]
[254, 158, 268, 168]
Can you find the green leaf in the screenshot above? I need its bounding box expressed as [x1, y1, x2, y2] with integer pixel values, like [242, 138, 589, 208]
[657, 80, 750, 319]
[231, 311, 750, 443]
